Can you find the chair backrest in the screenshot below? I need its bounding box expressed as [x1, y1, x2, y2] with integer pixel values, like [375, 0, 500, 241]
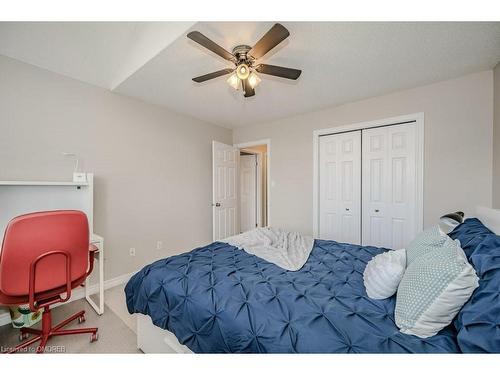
[0, 210, 89, 297]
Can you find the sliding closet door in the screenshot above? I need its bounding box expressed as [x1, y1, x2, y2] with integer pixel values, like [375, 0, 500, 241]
[319, 131, 361, 244]
[362, 123, 417, 249]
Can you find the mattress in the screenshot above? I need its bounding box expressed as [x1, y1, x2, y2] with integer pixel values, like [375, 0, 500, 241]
[125, 239, 459, 353]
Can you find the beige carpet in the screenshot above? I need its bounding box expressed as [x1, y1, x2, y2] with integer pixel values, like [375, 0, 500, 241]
[0, 289, 140, 354]
[105, 285, 137, 333]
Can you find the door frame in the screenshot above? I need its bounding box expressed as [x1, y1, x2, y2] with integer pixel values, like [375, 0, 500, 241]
[234, 139, 271, 227]
[239, 152, 258, 230]
[312, 113, 424, 239]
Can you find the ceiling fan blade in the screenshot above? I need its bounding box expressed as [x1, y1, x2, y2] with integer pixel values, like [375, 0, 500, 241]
[242, 79, 255, 97]
[187, 31, 235, 62]
[255, 64, 301, 80]
[249, 23, 290, 60]
[192, 68, 234, 83]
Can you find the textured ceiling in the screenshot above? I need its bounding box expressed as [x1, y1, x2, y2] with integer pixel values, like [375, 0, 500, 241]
[1, 22, 500, 128]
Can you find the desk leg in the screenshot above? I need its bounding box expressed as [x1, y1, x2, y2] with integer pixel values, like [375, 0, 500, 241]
[98, 237, 104, 313]
[85, 237, 104, 315]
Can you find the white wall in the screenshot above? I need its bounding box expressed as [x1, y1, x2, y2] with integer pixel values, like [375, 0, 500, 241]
[233, 71, 494, 235]
[0, 53, 495, 279]
[493, 62, 500, 208]
[0, 55, 232, 280]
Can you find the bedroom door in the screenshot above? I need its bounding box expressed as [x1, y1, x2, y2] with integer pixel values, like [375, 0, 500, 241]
[212, 141, 239, 241]
[240, 154, 257, 233]
[362, 123, 417, 249]
[318, 131, 362, 243]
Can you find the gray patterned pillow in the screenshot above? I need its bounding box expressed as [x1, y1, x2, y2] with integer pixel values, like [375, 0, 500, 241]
[405, 225, 448, 266]
[395, 237, 479, 338]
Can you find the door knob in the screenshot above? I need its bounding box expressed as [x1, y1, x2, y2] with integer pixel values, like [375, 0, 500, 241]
[213, 203, 221, 207]
[345, 208, 350, 211]
[374, 209, 380, 213]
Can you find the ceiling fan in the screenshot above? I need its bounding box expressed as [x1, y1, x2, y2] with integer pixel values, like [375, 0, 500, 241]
[187, 23, 302, 98]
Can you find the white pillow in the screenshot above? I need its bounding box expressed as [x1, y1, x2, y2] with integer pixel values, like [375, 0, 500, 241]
[395, 238, 479, 338]
[363, 249, 406, 300]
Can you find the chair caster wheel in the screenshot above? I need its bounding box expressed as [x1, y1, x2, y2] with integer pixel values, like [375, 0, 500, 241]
[19, 332, 29, 341]
[90, 332, 98, 343]
[78, 315, 86, 324]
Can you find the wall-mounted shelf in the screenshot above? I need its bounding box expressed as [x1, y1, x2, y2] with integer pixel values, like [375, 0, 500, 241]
[0, 180, 89, 186]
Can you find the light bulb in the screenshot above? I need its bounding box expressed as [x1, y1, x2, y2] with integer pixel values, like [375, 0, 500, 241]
[248, 72, 261, 89]
[227, 73, 240, 90]
[236, 63, 250, 80]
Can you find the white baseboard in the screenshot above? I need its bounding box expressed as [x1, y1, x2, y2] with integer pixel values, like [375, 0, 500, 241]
[0, 271, 136, 327]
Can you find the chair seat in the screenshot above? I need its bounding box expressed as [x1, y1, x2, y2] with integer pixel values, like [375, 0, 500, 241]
[0, 274, 87, 307]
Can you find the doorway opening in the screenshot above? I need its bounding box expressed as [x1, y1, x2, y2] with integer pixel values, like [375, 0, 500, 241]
[238, 144, 268, 233]
[211, 139, 270, 241]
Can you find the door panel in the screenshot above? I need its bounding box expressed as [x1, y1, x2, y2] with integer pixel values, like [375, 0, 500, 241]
[319, 131, 361, 244]
[369, 215, 385, 247]
[325, 162, 337, 200]
[240, 154, 257, 233]
[342, 160, 353, 202]
[228, 207, 237, 236]
[369, 158, 383, 202]
[212, 141, 239, 241]
[362, 123, 417, 249]
[388, 124, 416, 249]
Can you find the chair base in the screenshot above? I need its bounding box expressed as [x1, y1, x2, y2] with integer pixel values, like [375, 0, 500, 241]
[6, 307, 98, 353]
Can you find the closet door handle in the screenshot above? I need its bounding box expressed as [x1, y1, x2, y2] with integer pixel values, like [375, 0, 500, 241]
[345, 208, 350, 211]
[374, 209, 380, 213]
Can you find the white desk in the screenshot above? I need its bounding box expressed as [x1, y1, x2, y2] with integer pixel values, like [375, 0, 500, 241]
[87, 233, 105, 315]
[0, 173, 105, 315]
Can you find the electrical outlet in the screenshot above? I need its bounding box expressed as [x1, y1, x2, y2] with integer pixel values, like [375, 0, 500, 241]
[129, 247, 136, 256]
[156, 241, 163, 250]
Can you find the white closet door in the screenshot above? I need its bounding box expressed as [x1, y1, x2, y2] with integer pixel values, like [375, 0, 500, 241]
[319, 131, 361, 243]
[362, 123, 417, 249]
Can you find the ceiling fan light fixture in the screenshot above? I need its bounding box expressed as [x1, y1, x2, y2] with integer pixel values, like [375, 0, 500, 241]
[236, 63, 250, 80]
[248, 71, 262, 89]
[188, 24, 301, 98]
[227, 73, 240, 90]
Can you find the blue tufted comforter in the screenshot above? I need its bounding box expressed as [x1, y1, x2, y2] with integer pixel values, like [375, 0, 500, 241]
[125, 240, 459, 353]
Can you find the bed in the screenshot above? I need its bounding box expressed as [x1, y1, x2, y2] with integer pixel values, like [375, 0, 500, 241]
[125, 207, 500, 353]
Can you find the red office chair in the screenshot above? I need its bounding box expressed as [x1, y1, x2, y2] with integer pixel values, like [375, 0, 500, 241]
[0, 210, 98, 353]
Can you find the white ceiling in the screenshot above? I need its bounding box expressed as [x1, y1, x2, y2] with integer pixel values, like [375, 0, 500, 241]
[0, 22, 138, 88]
[1, 22, 500, 128]
[0, 22, 194, 89]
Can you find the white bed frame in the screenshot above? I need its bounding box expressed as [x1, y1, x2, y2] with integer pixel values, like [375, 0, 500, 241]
[135, 206, 500, 354]
[137, 314, 192, 353]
